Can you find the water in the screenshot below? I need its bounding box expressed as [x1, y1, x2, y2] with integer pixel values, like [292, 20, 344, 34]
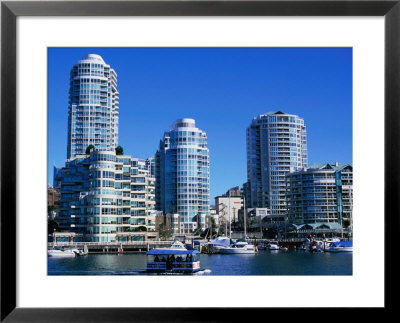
[48, 250, 352, 275]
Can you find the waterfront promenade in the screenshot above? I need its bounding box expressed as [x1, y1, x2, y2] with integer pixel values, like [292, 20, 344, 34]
[48, 237, 344, 253]
[48, 241, 173, 253]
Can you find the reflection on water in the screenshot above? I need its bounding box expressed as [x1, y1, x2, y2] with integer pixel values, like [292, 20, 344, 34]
[48, 250, 352, 276]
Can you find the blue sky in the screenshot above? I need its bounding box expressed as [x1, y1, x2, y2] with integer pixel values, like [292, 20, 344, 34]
[48, 47, 352, 203]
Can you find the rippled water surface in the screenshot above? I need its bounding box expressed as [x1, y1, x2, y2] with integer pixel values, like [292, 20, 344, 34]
[48, 250, 352, 276]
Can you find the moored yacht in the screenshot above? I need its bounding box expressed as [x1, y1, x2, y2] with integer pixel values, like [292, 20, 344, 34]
[218, 241, 257, 254]
[48, 246, 77, 258]
[201, 236, 232, 254]
[267, 241, 280, 250]
[327, 240, 353, 252]
[319, 238, 341, 251]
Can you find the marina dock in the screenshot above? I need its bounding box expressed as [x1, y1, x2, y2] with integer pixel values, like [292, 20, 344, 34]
[48, 241, 174, 253]
[48, 237, 350, 254]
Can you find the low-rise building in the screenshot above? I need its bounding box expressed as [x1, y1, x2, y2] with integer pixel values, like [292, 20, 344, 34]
[215, 195, 243, 230]
[155, 212, 181, 235]
[285, 163, 353, 227]
[48, 185, 60, 209]
[155, 212, 214, 235]
[224, 186, 242, 197]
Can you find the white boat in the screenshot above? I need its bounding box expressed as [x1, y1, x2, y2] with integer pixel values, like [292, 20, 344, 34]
[201, 237, 232, 254]
[219, 241, 257, 254]
[319, 238, 341, 251]
[267, 241, 280, 250]
[48, 246, 76, 258]
[74, 244, 89, 256]
[159, 240, 187, 251]
[328, 241, 353, 252]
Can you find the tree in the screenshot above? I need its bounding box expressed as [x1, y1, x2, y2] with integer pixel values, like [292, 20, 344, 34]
[158, 224, 173, 241]
[136, 226, 147, 232]
[48, 205, 56, 215]
[115, 145, 124, 155]
[210, 217, 217, 235]
[48, 219, 59, 233]
[85, 144, 95, 155]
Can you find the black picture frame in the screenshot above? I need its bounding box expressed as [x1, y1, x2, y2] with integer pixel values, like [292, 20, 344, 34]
[1, 0, 398, 321]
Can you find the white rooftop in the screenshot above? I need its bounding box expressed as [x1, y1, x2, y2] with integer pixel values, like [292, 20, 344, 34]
[80, 54, 106, 64]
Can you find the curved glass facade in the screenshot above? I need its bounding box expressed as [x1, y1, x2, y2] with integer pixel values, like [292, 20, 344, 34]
[156, 119, 210, 232]
[246, 111, 307, 217]
[67, 54, 119, 159]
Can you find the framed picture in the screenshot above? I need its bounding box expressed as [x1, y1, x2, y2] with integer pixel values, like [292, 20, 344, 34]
[1, 0, 397, 320]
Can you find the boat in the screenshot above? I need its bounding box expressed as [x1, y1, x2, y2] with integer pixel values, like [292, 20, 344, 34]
[279, 245, 289, 251]
[215, 195, 257, 255]
[257, 241, 268, 250]
[298, 239, 325, 252]
[218, 241, 257, 254]
[299, 238, 309, 250]
[309, 240, 322, 252]
[48, 246, 76, 258]
[267, 241, 280, 250]
[319, 238, 341, 251]
[201, 236, 232, 254]
[161, 240, 188, 251]
[74, 244, 89, 256]
[327, 240, 353, 252]
[146, 241, 201, 273]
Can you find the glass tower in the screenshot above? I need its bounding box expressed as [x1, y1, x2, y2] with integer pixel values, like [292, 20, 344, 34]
[67, 54, 119, 159]
[155, 118, 210, 232]
[246, 111, 307, 217]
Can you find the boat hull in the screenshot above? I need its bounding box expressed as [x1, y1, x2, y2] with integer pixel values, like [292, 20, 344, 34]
[219, 248, 256, 254]
[147, 261, 201, 273]
[328, 247, 353, 252]
[48, 251, 76, 258]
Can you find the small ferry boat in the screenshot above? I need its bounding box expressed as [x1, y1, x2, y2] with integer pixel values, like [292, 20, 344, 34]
[327, 240, 353, 252]
[146, 241, 201, 273]
[218, 241, 257, 254]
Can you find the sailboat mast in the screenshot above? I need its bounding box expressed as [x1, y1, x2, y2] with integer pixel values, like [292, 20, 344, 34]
[228, 191, 231, 239]
[244, 195, 247, 238]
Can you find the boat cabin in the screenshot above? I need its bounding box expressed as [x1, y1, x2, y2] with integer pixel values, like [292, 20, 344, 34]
[146, 249, 201, 273]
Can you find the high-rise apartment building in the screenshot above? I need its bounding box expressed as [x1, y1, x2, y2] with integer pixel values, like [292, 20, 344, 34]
[155, 118, 210, 233]
[67, 54, 119, 159]
[286, 163, 353, 227]
[56, 150, 156, 242]
[246, 111, 307, 219]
